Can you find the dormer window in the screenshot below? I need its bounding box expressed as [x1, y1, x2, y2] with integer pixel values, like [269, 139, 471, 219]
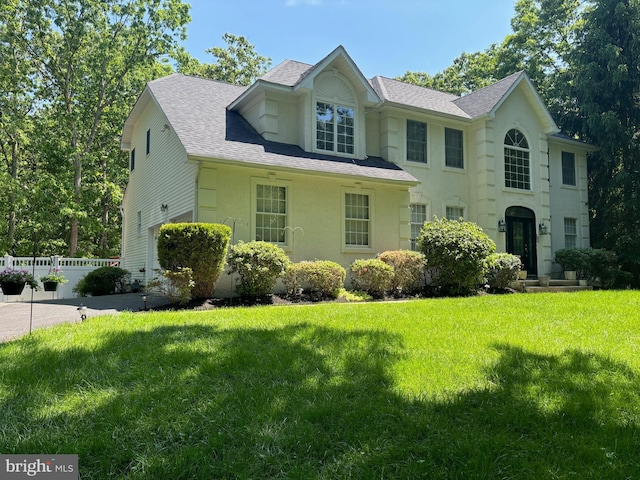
[316, 102, 354, 155]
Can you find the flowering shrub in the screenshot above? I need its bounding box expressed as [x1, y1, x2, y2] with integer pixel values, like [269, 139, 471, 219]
[41, 268, 68, 284]
[0, 268, 39, 290]
[486, 253, 522, 291]
[377, 250, 426, 294]
[350, 258, 394, 298]
[147, 268, 195, 305]
[228, 241, 290, 298]
[284, 260, 346, 299]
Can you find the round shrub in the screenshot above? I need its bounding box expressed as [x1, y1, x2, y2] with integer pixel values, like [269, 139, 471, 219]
[377, 250, 426, 294]
[228, 241, 290, 298]
[417, 217, 496, 296]
[284, 260, 346, 299]
[350, 258, 394, 298]
[486, 253, 522, 291]
[157, 223, 231, 299]
[73, 266, 130, 296]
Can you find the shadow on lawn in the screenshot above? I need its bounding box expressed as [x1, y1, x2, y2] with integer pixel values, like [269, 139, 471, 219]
[1, 325, 638, 479]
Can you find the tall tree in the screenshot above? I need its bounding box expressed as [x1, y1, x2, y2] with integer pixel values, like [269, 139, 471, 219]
[569, 0, 640, 285]
[13, 0, 189, 256]
[176, 33, 271, 86]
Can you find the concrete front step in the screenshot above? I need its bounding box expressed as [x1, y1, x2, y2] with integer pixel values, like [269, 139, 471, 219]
[509, 278, 592, 293]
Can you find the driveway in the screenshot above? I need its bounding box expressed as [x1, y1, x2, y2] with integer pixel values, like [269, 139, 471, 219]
[0, 293, 170, 343]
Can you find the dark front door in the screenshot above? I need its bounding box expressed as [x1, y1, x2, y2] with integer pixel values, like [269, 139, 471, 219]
[506, 207, 537, 276]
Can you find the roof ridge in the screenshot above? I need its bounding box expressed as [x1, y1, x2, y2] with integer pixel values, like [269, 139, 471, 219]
[374, 75, 460, 98]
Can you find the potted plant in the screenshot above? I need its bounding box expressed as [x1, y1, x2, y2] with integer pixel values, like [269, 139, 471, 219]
[554, 247, 588, 281]
[0, 268, 40, 295]
[40, 268, 69, 291]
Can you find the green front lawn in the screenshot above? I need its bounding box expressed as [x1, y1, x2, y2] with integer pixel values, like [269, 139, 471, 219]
[1, 291, 639, 479]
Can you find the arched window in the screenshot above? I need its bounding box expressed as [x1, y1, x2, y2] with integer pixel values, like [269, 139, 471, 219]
[504, 129, 530, 190]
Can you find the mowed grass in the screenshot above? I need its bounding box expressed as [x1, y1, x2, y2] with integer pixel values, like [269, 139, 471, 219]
[1, 291, 639, 479]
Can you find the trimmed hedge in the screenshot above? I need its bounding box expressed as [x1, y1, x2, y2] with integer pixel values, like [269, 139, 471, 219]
[486, 253, 522, 291]
[284, 260, 346, 299]
[73, 266, 130, 296]
[350, 258, 394, 298]
[417, 217, 496, 296]
[228, 241, 290, 298]
[157, 223, 231, 299]
[377, 250, 426, 294]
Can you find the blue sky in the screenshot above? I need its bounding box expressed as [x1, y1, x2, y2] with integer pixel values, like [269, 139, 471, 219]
[180, 0, 518, 79]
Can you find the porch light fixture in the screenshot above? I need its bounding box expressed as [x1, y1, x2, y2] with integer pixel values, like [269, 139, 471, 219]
[498, 219, 506, 233]
[539, 222, 548, 235]
[77, 304, 87, 321]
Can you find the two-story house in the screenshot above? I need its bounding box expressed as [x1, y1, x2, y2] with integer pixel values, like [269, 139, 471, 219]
[121, 46, 595, 292]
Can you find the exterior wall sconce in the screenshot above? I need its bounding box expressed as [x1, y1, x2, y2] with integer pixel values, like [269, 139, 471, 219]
[160, 204, 168, 212]
[498, 219, 506, 233]
[539, 222, 549, 235]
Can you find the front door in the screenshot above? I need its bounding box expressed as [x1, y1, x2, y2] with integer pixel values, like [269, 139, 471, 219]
[506, 207, 537, 276]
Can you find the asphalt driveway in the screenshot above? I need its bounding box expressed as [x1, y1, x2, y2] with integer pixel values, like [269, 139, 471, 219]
[0, 293, 170, 343]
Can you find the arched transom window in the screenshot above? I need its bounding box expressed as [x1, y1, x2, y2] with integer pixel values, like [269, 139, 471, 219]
[504, 128, 530, 190]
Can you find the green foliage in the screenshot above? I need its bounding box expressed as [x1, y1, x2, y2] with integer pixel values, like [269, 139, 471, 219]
[147, 268, 195, 306]
[0, 268, 39, 290]
[554, 247, 590, 277]
[176, 33, 271, 85]
[486, 253, 523, 291]
[157, 223, 231, 299]
[417, 217, 496, 296]
[228, 241, 290, 298]
[350, 258, 394, 298]
[283, 260, 346, 299]
[377, 250, 426, 294]
[73, 266, 130, 296]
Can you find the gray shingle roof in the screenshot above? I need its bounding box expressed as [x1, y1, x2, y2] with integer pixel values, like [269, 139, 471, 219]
[453, 71, 524, 118]
[260, 59, 313, 86]
[147, 74, 417, 184]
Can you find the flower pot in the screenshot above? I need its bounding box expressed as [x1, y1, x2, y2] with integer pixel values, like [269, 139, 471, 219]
[578, 279, 588, 286]
[538, 276, 550, 287]
[1, 281, 26, 296]
[564, 271, 577, 280]
[518, 271, 528, 280]
[43, 281, 59, 292]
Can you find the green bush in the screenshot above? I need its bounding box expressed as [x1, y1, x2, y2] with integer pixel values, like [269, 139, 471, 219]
[587, 248, 632, 289]
[157, 223, 231, 299]
[350, 258, 394, 298]
[486, 253, 523, 291]
[417, 217, 496, 296]
[73, 266, 130, 296]
[284, 260, 346, 299]
[147, 268, 195, 305]
[377, 250, 426, 294]
[228, 241, 290, 298]
[554, 247, 590, 278]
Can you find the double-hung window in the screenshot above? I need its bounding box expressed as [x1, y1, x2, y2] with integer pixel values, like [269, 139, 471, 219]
[345, 193, 370, 247]
[562, 151, 576, 186]
[445, 206, 464, 221]
[564, 218, 577, 248]
[504, 129, 530, 190]
[255, 184, 287, 244]
[445, 128, 464, 168]
[407, 120, 427, 163]
[130, 148, 136, 171]
[316, 102, 354, 155]
[410, 204, 427, 250]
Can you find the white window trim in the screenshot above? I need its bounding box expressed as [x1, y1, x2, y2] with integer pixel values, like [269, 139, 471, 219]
[342, 187, 374, 252]
[250, 177, 293, 248]
[444, 127, 464, 169]
[406, 119, 428, 164]
[503, 128, 532, 191]
[410, 203, 428, 251]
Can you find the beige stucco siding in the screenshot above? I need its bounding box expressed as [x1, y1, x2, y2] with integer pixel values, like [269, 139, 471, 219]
[196, 163, 411, 282]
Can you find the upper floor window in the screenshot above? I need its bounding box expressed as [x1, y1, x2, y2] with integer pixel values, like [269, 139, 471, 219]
[504, 129, 530, 190]
[410, 204, 427, 250]
[562, 151, 576, 186]
[255, 184, 287, 244]
[564, 217, 577, 248]
[146, 129, 151, 155]
[130, 148, 136, 171]
[445, 128, 464, 168]
[345, 193, 370, 247]
[316, 102, 354, 155]
[445, 206, 464, 221]
[407, 120, 427, 163]
[136, 210, 142, 236]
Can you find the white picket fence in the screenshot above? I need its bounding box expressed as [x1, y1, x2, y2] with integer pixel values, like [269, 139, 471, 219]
[1, 255, 121, 302]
